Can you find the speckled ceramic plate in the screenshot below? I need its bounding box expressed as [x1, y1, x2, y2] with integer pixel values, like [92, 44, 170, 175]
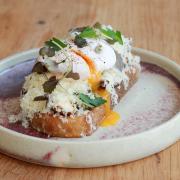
[0, 48, 179, 168]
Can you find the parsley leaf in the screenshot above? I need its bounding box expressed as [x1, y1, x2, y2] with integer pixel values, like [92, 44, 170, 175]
[52, 37, 67, 48]
[79, 93, 107, 108]
[79, 27, 98, 38]
[73, 24, 123, 45]
[45, 37, 67, 51]
[100, 28, 123, 45]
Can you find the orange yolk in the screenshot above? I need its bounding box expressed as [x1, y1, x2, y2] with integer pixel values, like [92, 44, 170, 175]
[96, 89, 120, 127]
[72, 50, 101, 91]
[73, 49, 120, 127]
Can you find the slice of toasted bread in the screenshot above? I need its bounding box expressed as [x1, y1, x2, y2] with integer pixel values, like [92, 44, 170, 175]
[31, 105, 106, 138]
[31, 67, 139, 138]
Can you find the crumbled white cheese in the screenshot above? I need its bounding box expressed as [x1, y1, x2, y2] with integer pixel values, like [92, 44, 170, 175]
[20, 88, 46, 119]
[112, 35, 141, 71]
[23, 72, 47, 91]
[102, 68, 129, 105]
[20, 72, 94, 125]
[22, 119, 30, 128]
[20, 73, 54, 120]
[8, 112, 30, 128]
[22, 72, 63, 92]
[47, 78, 93, 115]
[8, 113, 22, 123]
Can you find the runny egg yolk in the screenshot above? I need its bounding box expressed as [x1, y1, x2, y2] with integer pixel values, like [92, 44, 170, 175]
[72, 50, 101, 91]
[97, 89, 120, 127]
[73, 49, 120, 127]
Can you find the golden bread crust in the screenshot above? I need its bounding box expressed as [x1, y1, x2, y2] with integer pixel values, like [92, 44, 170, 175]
[31, 105, 106, 137]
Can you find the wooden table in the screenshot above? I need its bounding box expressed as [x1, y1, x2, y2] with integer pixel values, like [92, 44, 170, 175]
[0, 0, 179, 179]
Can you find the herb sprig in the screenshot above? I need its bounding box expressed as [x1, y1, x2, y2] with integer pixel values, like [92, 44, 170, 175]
[100, 28, 123, 45]
[79, 27, 98, 38]
[73, 23, 123, 45]
[79, 93, 107, 108]
[45, 37, 67, 51]
[39, 37, 68, 57]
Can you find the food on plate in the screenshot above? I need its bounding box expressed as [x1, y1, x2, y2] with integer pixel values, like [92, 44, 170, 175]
[19, 23, 141, 137]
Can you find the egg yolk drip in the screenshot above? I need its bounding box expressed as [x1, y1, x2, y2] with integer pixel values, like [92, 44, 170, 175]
[73, 49, 120, 127]
[97, 89, 120, 127]
[72, 50, 101, 91]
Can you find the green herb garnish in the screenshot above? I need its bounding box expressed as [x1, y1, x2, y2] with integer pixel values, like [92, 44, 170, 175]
[79, 93, 107, 108]
[32, 62, 48, 74]
[74, 35, 87, 48]
[72, 23, 123, 45]
[94, 22, 123, 45]
[45, 37, 67, 51]
[79, 27, 98, 38]
[100, 28, 123, 45]
[43, 76, 59, 93]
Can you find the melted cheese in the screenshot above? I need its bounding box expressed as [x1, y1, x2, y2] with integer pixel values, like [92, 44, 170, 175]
[73, 49, 120, 127]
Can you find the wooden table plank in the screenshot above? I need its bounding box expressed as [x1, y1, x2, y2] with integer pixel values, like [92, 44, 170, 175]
[0, 0, 179, 179]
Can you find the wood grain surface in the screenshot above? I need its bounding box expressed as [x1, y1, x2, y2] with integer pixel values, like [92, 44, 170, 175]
[0, 0, 179, 179]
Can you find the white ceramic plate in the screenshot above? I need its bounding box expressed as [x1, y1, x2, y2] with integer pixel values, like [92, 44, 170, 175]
[0, 48, 179, 168]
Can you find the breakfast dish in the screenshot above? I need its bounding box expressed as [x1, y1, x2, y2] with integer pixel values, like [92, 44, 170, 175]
[17, 23, 141, 137]
[0, 46, 179, 167]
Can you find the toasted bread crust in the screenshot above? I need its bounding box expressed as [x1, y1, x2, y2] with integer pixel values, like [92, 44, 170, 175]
[31, 67, 139, 137]
[31, 105, 106, 137]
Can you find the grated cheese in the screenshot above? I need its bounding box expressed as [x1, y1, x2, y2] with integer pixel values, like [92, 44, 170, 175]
[47, 78, 93, 115]
[102, 68, 129, 105]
